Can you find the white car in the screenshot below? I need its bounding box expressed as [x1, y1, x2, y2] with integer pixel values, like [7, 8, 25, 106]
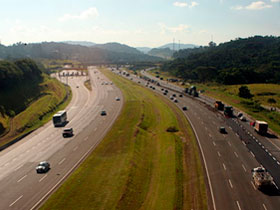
[36, 161, 50, 173]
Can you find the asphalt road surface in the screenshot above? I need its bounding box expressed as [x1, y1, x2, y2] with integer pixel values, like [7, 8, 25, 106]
[114, 68, 280, 210]
[0, 66, 123, 210]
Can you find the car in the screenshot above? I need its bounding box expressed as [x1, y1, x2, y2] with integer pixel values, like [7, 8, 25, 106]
[36, 161, 50, 173]
[161, 88, 164, 91]
[165, 90, 168, 93]
[182, 106, 187, 111]
[237, 112, 243, 118]
[240, 116, 247, 122]
[174, 99, 178, 103]
[173, 94, 176, 97]
[179, 94, 183, 97]
[152, 87, 155, 90]
[63, 128, 74, 137]
[163, 92, 167, 95]
[115, 97, 120, 101]
[76, 86, 79, 88]
[101, 110, 107, 116]
[219, 127, 227, 134]
[170, 97, 174, 100]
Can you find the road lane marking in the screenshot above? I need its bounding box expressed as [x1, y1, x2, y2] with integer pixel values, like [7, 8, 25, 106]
[263, 204, 268, 210]
[250, 151, 255, 158]
[223, 163, 226, 171]
[73, 146, 78, 151]
[212, 141, 216, 146]
[228, 141, 232, 147]
[17, 175, 27, 183]
[273, 157, 276, 161]
[251, 181, 257, 190]
[242, 164, 247, 172]
[234, 152, 239, 158]
[242, 141, 246, 146]
[209, 134, 212, 138]
[39, 175, 48, 182]
[217, 151, 221, 157]
[235, 133, 239, 137]
[228, 179, 233, 188]
[58, 158, 66, 165]
[14, 165, 23, 171]
[229, 126, 232, 130]
[94, 128, 97, 132]
[9, 195, 23, 207]
[277, 161, 280, 165]
[236, 201, 242, 210]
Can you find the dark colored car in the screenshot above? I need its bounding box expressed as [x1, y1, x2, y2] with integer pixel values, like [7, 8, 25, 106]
[182, 106, 187, 111]
[101, 110, 107, 116]
[179, 94, 183, 97]
[63, 128, 74, 137]
[219, 127, 226, 134]
[36, 161, 50, 173]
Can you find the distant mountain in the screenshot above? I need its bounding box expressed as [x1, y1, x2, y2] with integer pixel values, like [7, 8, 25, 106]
[94, 42, 142, 55]
[0, 42, 163, 64]
[62, 41, 96, 47]
[159, 43, 197, 50]
[136, 47, 152, 54]
[148, 48, 174, 59]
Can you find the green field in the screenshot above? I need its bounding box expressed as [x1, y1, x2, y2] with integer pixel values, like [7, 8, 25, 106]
[40, 68, 207, 210]
[0, 75, 71, 147]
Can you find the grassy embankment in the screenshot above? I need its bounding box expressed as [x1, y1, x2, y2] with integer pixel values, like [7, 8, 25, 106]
[0, 74, 72, 147]
[40, 68, 208, 210]
[146, 70, 280, 135]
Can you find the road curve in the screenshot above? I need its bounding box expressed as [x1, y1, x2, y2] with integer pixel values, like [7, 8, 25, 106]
[0, 66, 123, 210]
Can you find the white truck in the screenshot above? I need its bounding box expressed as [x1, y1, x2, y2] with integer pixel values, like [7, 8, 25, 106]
[254, 121, 268, 135]
[251, 166, 274, 190]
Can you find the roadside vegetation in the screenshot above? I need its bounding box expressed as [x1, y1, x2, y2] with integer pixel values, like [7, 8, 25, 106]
[0, 59, 71, 147]
[40, 68, 207, 210]
[84, 79, 92, 91]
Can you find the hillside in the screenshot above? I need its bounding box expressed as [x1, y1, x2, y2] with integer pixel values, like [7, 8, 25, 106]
[0, 42, 162, 64]
[0, 59, 69, 146]
[159, 43, 197, 50]
[162, 36, 280, 85]
[148, 47, 174, 59]
[62, 41, 96, 47]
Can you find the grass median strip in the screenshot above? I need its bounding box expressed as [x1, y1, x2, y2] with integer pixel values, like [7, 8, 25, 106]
[40, 68, 207, 210]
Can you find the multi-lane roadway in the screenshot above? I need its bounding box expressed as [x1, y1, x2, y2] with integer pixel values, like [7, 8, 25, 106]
[0, 66, 123, 210]
[117, 68, 280, 210]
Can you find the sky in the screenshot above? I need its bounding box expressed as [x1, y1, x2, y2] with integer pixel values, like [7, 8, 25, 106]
[0, 0, 279, 47]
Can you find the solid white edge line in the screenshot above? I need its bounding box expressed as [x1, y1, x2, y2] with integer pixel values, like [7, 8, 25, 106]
[263, 203, 268, 210]
[58, 158, 66, 165]
[250, 151, 255, 158]
[236, 201, 242, 210]
[9, 195, 23, 207]
[183, 113, 217, 210]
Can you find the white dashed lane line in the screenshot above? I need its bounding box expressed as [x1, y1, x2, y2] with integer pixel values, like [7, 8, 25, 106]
[9, 195, 23, 207]
[17, 175, 27, 183]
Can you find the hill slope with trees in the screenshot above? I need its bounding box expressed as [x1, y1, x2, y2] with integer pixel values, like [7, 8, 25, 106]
[162, 36, 280, 84]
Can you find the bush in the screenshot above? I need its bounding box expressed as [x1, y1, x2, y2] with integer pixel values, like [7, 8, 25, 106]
[267, 98, 276, 104]
[238, 86, 253, 99]
[166, 126, 179, 132]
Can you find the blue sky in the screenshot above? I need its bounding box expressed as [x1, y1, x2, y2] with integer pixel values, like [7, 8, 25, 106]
[0, 0, 279, 47]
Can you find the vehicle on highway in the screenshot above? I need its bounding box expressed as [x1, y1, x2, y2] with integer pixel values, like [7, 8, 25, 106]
[165, 90, 168, 93]
[115, 97, 120, 101]
[101, 110, 107, 116]
[36, 161, 50, 173]
[179, 94, 183, 97]
[214, 101, 224, 111]
[76, 86, 79, 88]
[254, 120, 268, 135]
[53, 110, 67, 127]
[182, 106, 188, 111]
[62, 128, 74, 137]
[224, 106, 233, 117]
[219, 126, 227, 134]
[172, 94, 176, 97]
[163, 92, 167, 95]
[237, 112, 243, 118]
[174, 99, 178, 103]
[170, 96, 174, 100]
[252, 166, 274, 190]
[240, 116, 247, 122]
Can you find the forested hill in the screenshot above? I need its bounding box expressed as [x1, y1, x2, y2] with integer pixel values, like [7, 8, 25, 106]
[0, 42, 163, 64]
[162, 36, 280, 84]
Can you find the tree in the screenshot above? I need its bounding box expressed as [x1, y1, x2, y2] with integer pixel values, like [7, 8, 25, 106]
[238, 86, 253, 99]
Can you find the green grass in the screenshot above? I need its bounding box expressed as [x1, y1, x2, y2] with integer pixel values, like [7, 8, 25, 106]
[84, 79, 92, 91]
[0, 75, 72, 147]
[40, 68, 207, 210]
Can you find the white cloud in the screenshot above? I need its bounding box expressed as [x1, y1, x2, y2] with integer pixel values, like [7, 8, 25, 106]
[232, 1, 272, 10]
[159, 23, 190, 34]
[59, 7, 99, 22]
[271, 0, 280, 2]
[173, 1, 198, 8]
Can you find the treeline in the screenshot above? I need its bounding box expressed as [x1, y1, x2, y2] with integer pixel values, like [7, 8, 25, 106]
[0, 59, 44, 116]
[0, 42, 162, 64]
[162, 36, 280, 84]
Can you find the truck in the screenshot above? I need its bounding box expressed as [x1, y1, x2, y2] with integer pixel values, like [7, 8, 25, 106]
[252, 166, 274, 190]
[224, 106, 233, 117]
[254, 120, 268, 135]
[189, 86, 199, 97]
[215, 101, 224, 111]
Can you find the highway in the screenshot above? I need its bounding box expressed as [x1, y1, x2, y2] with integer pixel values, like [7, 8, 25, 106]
[116, 68, 280, 210]
[0, 66, 123, 210]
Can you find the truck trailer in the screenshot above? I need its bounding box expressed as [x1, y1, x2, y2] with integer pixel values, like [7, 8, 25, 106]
[254, 121, 268, 135]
